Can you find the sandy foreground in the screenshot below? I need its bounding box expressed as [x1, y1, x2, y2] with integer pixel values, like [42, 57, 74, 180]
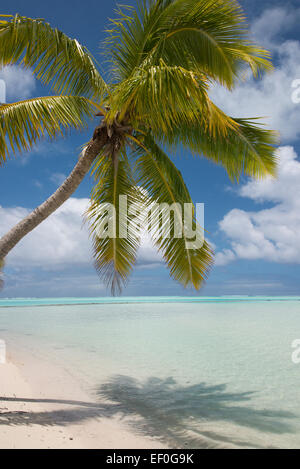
[0, 346, 166, 449]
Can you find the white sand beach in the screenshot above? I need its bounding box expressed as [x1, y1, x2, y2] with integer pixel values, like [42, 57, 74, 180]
[0, 347, 166, 449]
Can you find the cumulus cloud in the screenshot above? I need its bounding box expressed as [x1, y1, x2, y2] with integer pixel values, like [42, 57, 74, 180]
[0, 198, 161, 269]
[0, 65, 35, 101]
[137, 232, 162, 268]
[216, 146, 300, 265]
[0, 198, 92, 267]
[251, 7, 300, 49]
[210, 6, 300, 141]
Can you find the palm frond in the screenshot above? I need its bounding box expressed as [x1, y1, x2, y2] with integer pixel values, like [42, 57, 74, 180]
[157, 101, 279, 181]
[0, 95, 97, 163]
[104, 0, 272, 87]
[133, 133, 213, 290]
[107, 61, 210, 133]
[87, 149, 144, 295]
[0, 14, 107, 99]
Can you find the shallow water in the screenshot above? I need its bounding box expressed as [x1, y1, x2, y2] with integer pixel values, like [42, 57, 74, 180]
[1, 298, 300, 448]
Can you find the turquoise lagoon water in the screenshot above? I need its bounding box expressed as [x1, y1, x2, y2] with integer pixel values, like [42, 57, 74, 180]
[1, 297, 300, 448]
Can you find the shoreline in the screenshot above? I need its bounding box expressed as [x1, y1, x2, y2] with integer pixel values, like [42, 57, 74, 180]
[0, 344, 167, 449]
[1, 296, 300, 309]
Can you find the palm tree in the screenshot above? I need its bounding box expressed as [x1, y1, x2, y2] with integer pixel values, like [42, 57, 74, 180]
[0, 0, 278, 294]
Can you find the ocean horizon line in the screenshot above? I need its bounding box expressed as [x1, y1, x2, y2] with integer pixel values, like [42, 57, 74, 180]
[1, 295, 300, 307]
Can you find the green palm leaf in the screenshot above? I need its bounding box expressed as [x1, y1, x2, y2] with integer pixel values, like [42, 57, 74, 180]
[104, 0, 272, 87]
[158, 102, 279, 181]
[87, 149, 144, 294]
[108, 61, 210, 133]
[0, 14, 107, 99]
[0, 95, 97, 163]
[133, 134, 213, 290]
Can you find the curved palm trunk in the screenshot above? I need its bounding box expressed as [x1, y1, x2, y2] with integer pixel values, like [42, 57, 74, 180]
[0, 132, 107, 263]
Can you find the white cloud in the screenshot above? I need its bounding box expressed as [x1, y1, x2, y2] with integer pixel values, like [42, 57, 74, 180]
[50, 173, 67, 186]
[216, 146, 300, 265]
[214, 249, 236, 266]
[251, 7, 300, 49]
[0, 198, 92, 267]
[0, 65, 35, 101]
[0, 198, 161, 269]
[239, 146, 300, 204]
[137, 232, 162, 267]
[210, 6, 300, 142]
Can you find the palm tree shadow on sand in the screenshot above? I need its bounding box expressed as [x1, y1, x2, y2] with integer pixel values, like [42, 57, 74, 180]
[95, 376, 297, 448]
[0, 376, 297, 448]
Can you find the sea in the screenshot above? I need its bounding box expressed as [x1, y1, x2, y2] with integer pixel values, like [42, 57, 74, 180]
[1, 296, 300, 448]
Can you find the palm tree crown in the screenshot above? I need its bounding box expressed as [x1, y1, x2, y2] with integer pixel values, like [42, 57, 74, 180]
[0, 1, 278, 294]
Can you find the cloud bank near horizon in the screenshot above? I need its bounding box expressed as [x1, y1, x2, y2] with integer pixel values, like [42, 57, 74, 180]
[0, 198, 161, 270]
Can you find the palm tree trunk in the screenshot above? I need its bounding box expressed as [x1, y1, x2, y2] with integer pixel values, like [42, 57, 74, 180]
[0, 132, 107, 262]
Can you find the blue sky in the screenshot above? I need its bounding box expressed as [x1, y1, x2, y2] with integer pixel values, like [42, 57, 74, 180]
[1, 0, 300, 297]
